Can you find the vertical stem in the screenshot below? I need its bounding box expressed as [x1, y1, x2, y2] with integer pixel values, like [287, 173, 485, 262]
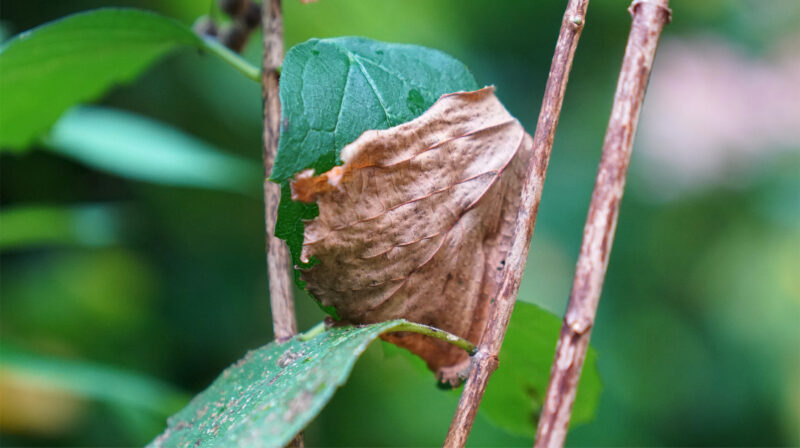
[262, 3, 302, 446]
[533, 1, 671, 447]
[261, 0, 297, 343]
[444, 0, 590, 446]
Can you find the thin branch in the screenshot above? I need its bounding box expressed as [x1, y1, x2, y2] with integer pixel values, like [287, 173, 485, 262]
[261, 0, 296, 344]
[444, 0, 590, 445]
[262, 2, 302, 447]
[534, 1, 672, 447]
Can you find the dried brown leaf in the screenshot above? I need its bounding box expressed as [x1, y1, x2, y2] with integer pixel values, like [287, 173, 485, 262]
[290, 87, 533, 383]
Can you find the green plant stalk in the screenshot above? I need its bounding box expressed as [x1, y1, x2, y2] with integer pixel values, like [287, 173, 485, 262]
[299, 322, 326, 341]
[201, 37, 261, 82]
[389, 322, 478, 356]
[299, 320, 477, 356]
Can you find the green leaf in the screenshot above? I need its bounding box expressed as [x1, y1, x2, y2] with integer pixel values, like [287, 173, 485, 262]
[44, 106, 261, 195]
[0, 204, 123, 251]
[481, 302, 603, 438]
[271, 37, 479, 293]
[0, 8, 258, 151]
[0, 345, 188, 416]
[150, 320, 474, 448]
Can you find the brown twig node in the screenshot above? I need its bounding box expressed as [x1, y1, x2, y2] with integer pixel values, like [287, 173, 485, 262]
[534, 1, 671, 447]
[443, 0, 590, 446]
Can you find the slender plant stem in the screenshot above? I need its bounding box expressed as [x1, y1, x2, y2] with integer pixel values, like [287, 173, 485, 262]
[261, 2, 301, 446]
[260, 0, 297, 344]
[389, 322, 478, 356]
[534, 2, 672, 447]
[299, 321, 327, 341]
[444, 1, 590, 446]
[201, 37, 261, 82]
[299, 320, 477, 355]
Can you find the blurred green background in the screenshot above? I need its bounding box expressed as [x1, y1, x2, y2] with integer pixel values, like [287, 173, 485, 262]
[1, 0, 798, 446]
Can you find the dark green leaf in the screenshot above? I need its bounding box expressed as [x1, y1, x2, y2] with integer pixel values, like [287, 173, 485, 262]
[44, 106, 261, 195]
[150, 320, 473, 448]
[271, 37, 479, 290]
[0, 8, 258, 151]
[481, 302, 603, 438]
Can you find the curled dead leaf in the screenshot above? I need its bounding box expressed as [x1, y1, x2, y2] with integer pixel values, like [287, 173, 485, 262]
[291, 87, 533, 384]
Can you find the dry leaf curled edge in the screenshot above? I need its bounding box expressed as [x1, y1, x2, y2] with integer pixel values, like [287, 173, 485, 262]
[291, 87, 533, 384]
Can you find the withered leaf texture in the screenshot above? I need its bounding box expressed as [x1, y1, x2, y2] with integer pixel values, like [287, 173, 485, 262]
[291, 87, 533, 383]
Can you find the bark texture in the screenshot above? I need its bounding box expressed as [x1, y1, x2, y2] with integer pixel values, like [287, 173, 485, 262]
[444, 0, 591, 446]
[261, 0, 297, 344]
[262, 5, 303, 445]
[534, 1, 672, 447]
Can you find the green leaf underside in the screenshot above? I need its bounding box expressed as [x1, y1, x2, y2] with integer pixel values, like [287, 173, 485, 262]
[0, 8, 255, 151]
[271, 37, 479, 306]
[149, 320, 469, 448]
[151, 303, 601, 446]
[482, 302, 603, 437]
[44, 106, 261, 195]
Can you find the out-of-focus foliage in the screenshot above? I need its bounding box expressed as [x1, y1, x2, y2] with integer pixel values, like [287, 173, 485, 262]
[0, 346, 187, 418]
[1, 0, 798, 447]
[46, 107, 261, 195]
[482, 303, 602, 438]
[0, 204, 123, 250]
[0, 347, 187, 444]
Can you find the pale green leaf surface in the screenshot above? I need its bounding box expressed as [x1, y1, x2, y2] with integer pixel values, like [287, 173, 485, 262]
[271, 37, 479, 287]
[44, 106, 261, 195]
[482, 302, 603, 437]
[150, 320, 433, 448]
[0, 346, 188, 416]
[0, 8, 256, 150]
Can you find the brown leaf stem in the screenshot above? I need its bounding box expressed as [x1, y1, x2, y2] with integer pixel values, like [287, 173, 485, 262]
[444, 0, 590, 446]
[533, 1, 672, 447]
[260, 0, 297, 349]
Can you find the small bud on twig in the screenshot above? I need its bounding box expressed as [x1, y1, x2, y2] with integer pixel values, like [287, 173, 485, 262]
[218, 0, 247, 17]
[219, 23, 248, 53]
[243, 2, 262, 29]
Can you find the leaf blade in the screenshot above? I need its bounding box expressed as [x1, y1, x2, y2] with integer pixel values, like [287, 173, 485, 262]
[43, 106, 261, 195]
[481, 302, 603, 438]
[272, 37, 479, 281]
[149, 320, 472, 448]
[0, 8, 257, 150]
